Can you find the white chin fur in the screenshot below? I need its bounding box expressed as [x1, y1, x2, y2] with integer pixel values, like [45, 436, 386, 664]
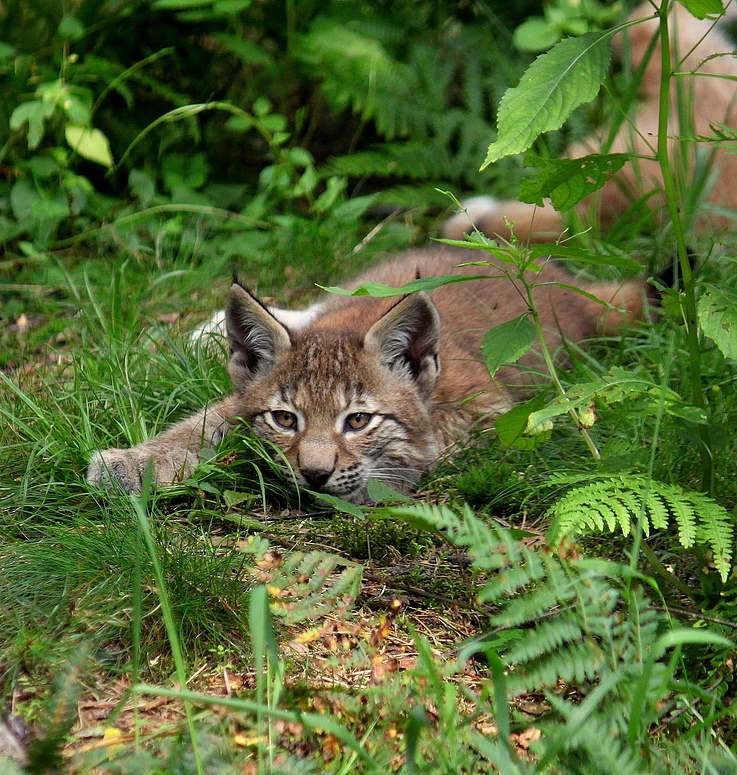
[189, 303, 324, 342]
[442, 195, 501, 238]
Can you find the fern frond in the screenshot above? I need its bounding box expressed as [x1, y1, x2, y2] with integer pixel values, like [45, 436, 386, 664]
[545, 696, 645, 775]
[264, 550, 363, 624]
[382, 502, 511, 572]
[546, 474, 734, 581]
[691, 490, 734, 580]
[507, 639, 604, 694]
[504, 619, 582, 664]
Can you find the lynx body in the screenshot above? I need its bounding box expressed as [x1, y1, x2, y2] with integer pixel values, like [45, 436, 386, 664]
[87, 246, 647, 503]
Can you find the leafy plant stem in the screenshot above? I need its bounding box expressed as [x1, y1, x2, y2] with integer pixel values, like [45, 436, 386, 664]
[521, 271, 601, 461]
[656, 0, 713, 494]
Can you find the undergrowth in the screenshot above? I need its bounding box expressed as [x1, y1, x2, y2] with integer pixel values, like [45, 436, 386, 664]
[1, 0, 737, 772]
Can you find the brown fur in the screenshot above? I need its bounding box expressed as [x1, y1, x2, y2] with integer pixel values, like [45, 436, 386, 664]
[87, 245, 648, 502]
[443, 3, 737, 243]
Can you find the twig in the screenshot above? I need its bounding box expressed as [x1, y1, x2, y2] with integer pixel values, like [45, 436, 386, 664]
[250, 510, 336, 522]
[649, 604, 737, 630]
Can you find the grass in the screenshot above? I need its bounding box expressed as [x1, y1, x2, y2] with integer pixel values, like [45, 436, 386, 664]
[2, 196, 737, 771]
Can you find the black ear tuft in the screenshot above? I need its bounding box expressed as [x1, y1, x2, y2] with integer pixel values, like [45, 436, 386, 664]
[364, 292, 441, 400]
[226, 284, 291, 391]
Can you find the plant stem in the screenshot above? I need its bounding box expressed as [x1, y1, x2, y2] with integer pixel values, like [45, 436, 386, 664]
[656, 0, 713, 493]
[522, 273, 601, 461]
[640, 539, 696, 600]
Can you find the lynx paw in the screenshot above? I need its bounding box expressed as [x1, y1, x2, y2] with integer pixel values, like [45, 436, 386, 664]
[86, 447, 198, 495]
[87, 448, 151, 495]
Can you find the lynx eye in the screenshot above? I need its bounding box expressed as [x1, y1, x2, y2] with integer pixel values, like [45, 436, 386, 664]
[344, 412, 372, 431]
[271, 410, 298, 430]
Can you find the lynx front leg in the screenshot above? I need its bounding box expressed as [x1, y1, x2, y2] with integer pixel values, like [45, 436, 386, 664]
[87, 396, 239, 495]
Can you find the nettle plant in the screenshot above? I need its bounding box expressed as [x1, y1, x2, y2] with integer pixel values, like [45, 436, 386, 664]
[333, 0, 737, 596]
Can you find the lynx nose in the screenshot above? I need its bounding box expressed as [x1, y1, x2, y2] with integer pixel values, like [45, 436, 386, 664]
[300, 468, 333, 489]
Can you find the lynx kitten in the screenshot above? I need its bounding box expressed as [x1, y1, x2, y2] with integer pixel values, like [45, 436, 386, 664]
[87, 246, 649, 503]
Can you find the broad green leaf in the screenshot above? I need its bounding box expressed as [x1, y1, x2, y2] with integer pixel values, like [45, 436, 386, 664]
[679, 0, 724, 19]
[319, 274, 491, 297]
[482, 32, 611, 167]
[26, 156, 60, 179]
[313, 492, 365, 518]
[481, 314, 536, 377]
[128, 169, 156, 204]
[494, 393, 551, 450]
[523, 366, 706, 434]
[698, 283, 737, 360]
[9, 178, 41, 221]
[10, 100, 55, 149]
[519, 153, 629, 211]
[58, 14, 84, 39]
[223, 490, 254, 509]
[65, 125, 114, 167]
[213, 0, 251, 14]
[62, 94, 91, 124]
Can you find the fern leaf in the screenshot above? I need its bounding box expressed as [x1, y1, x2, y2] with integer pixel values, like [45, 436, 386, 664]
[644, 489, 670, 531]
[691, 490, 734, 581]
[265, 550, 363, 624]
[485, 575, 575, 626]
[504, 619, 582, 664]
[546, 475, 733, 580]
[507, 640, 604, 694]
[669, 492, 697, 548]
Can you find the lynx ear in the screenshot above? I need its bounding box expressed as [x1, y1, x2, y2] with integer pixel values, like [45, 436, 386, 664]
[364, 292, 441, 400]
[226, 284, 291, 391]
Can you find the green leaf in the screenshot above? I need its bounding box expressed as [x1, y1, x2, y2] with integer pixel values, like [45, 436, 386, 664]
[520, 153, 629, 211]
[513, 17, 561, 52]
[529, 244, 642, 272]
[9, 178, 41, 221]
[214, 33, 272, 64]
[481, 314, 536, 378]
[319, 274, 491, 297]
[128, 169, 156, 204]
[10, 100, 55, 149]
[698, 283, 737, 360]
[61, 94, 91, 124]
[679, 0, 724, 19]
[366, 479, 412, 503]
[313, 492, 365, 518]
[64, 125, 114, 167]
[482, 32, 611, 167]
[494, 394, 552, 450]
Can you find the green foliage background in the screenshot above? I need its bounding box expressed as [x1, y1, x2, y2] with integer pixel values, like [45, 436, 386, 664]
[0, 0, 540, 254]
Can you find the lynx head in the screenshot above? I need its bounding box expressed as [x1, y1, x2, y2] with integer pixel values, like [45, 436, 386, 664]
[225, 284, 442, 504]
